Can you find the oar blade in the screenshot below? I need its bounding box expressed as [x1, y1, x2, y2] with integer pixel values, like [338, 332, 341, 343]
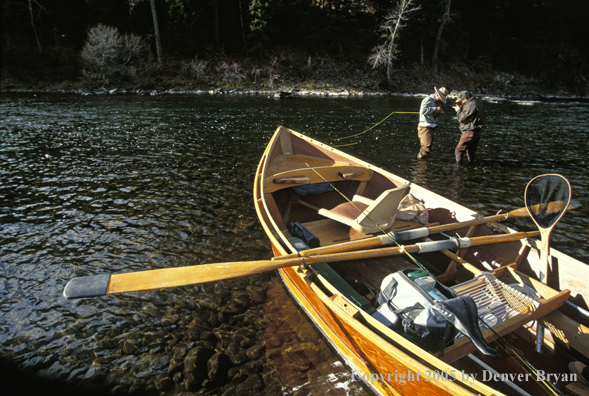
[63, 274, 111, 299]
[62, 259, 299, 299]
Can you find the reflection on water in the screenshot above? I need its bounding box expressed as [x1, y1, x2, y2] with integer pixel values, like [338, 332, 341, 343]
[0, 92, 587, 395]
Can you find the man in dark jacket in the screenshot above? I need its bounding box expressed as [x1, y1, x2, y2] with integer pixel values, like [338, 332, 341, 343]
[453, 91, 485, 164]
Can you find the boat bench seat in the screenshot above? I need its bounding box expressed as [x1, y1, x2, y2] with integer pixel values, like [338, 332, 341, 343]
[264, 165, 373, 193]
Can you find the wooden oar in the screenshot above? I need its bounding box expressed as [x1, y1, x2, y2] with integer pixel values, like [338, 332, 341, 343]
[63, 230, 538, 299]
[278, 202, 577, 259]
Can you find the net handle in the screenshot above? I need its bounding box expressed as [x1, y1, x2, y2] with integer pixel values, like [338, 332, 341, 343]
[524, 174, 571, 281]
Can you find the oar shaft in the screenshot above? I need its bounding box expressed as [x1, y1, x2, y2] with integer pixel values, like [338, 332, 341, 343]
[283, 217, 501, 259]
[283, 210, 533, 259]
[417, 214, 506, 237]
[63, 230, 539, 299]
[293, 236, 384, 258]
[282, 231, 539, 265]
[63, 257, 303, 298]
[107, 257, 307, 294]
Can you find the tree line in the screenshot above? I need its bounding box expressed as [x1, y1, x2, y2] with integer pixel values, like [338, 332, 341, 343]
[2, 0, 587, 90]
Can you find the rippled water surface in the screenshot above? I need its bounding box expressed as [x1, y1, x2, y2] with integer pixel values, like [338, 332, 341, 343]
[1, 92, 587, 395]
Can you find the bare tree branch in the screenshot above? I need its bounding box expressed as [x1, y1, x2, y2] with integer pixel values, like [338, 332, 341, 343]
[369, 0, 420, 82]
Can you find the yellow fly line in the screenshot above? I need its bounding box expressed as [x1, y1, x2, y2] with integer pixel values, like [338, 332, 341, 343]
[333, 110, 419, 147]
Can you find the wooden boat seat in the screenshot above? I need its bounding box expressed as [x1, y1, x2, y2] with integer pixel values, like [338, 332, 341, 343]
[436, 268, 570, 363]
[264, 165, 373, 193]
[318, 183, 410, 233]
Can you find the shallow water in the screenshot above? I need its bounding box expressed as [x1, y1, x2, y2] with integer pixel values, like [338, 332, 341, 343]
[0, 92, 587, 395]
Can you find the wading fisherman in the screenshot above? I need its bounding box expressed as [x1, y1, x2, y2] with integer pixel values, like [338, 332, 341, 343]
[417, 87, 449, 159]
[453, 91, 485, 164]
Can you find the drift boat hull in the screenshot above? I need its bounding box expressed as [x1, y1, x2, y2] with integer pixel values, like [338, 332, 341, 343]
[253, 126, 588, 396]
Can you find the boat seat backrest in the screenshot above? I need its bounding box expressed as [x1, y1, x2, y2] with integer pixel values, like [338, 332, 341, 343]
[356, 186, 409, 231]
[318, 183, 410, 233]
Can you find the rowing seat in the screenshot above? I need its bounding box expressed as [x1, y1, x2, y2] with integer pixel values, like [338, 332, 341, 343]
[318, 183, 410, 233]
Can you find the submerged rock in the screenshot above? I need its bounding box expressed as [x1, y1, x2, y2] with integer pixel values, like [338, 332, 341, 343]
[25, 274, 292, 396]
[184, 345, 214, 374]
[207, 352, 231, 381]
[154, 374, 174, 391]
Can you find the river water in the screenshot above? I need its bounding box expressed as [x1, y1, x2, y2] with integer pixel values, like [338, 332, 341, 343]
[1, 92, 587, 395]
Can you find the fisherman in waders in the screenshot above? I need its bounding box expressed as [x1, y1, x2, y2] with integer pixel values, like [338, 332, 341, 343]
[417, 87, 449, 159]
[453, 90, 485, 164]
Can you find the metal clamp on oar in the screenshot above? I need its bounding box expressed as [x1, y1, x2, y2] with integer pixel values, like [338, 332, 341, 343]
[415, 237, 471, 253]
[380, 227, 431, 243]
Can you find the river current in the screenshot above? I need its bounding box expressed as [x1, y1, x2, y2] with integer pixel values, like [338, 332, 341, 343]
[1, 92, 587, 395]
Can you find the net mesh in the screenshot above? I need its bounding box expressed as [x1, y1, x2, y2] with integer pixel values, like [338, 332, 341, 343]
[525, 174, 570, 229]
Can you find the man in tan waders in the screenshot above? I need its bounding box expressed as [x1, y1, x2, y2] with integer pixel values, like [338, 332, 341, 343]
[417, 87, 448, 159]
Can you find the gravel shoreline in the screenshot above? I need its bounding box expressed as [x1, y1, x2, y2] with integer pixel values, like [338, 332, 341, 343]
[4, 86, 588, 102]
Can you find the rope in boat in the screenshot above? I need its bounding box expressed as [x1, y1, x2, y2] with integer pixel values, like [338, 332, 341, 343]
[333, 110, 418, 147]
[304, 163, 565, 396]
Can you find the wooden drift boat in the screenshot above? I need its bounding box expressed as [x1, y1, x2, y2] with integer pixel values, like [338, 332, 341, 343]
[253, 126, 589, 396]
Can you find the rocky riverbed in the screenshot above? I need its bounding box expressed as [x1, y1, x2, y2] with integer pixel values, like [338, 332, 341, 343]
[3, 275, 364, 396]
[5, 84, 586, 104]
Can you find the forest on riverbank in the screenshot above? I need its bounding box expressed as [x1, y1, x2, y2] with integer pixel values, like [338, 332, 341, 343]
[2, 0, 588, 97]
